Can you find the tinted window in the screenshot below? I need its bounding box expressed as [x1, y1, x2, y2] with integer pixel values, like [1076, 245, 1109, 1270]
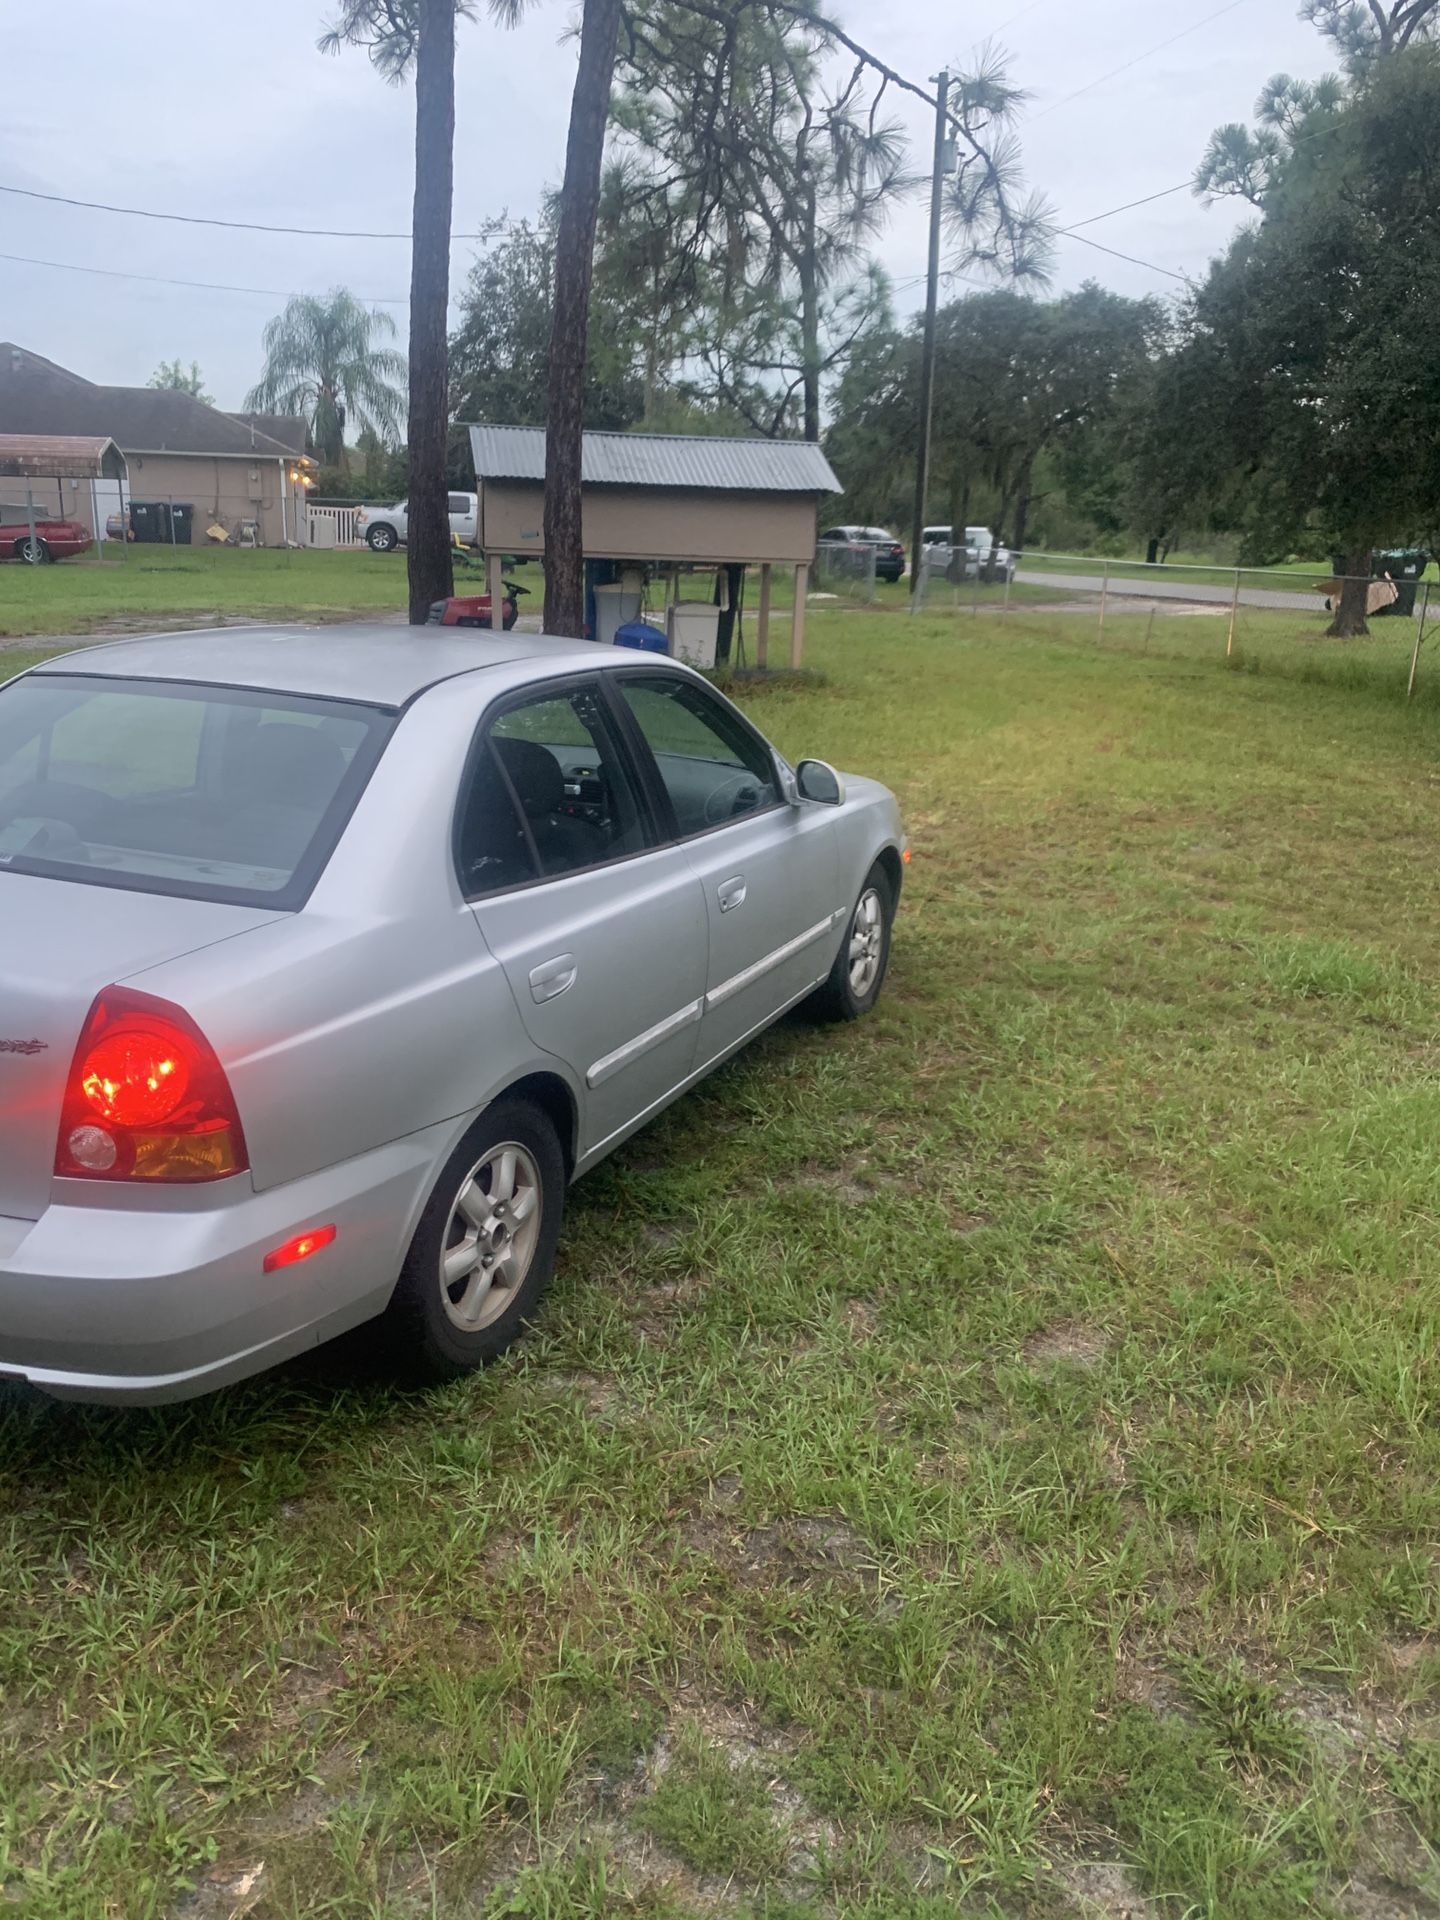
[455, 741, 535, 896]
[447, 494, 470, 515]
[460, 683, 648, 892]
[618, 677, 780, 837]
[0, 675, 391, 907]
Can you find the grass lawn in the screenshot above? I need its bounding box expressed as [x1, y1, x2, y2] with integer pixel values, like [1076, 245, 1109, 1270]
[0, 547, 417, 638]
[3, 612, 1440, 1918]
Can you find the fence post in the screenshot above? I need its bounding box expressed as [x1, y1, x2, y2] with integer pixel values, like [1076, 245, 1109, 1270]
[1226, 569, 1241, 657]
[1408, 580, 1430, 699]
[1003, 566, 1013, 619]
[1098, 561, 1110, 644]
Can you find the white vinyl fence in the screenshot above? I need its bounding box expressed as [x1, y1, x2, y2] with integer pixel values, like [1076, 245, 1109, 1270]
[306, 505, 364, 550]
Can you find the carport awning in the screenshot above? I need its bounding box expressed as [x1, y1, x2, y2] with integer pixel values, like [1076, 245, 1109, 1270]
[0, 434, 126, 481]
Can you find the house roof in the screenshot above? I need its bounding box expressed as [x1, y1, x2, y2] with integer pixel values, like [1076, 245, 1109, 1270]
[0, 344, 302, 461]
[468, 424, 841, 495]
[0, 434, 126, 481]
[226, 412, 311, 456]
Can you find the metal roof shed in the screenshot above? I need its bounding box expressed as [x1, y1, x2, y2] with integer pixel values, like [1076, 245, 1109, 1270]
[0, 434, 126, 564]
[467, 425, 842, 665]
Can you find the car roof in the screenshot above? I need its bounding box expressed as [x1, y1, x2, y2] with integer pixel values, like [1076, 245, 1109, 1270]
[24, 623, 621, 710]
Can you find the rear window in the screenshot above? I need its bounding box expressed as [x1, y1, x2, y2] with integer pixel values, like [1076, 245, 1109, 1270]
[0, 673, 393, 908]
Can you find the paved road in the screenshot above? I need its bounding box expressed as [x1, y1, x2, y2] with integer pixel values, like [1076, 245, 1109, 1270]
[1016, 567, 1321, 614]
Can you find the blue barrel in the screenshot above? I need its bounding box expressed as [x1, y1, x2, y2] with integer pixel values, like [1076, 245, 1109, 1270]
[614, 619, 669, 653]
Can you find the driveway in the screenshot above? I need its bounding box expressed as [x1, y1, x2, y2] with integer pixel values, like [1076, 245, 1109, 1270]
[1016, 566, 1322, 615]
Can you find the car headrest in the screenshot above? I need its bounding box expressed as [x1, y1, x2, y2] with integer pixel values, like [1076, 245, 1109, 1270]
[228, 724, 348, 811]
[494, 735, 564, 817]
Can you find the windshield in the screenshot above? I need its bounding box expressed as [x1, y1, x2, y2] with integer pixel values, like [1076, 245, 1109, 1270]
[0, 673, 394, 908]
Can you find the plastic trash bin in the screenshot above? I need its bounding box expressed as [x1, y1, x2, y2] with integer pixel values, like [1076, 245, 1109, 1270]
[614, 620, 669, 653]
[667, 602, 720, 668]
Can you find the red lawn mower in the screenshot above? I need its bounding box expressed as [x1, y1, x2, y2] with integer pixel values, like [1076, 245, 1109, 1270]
[426, 580, 528, 631]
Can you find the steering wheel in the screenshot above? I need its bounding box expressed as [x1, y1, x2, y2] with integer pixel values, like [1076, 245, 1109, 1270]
[703, 774, 758, 826]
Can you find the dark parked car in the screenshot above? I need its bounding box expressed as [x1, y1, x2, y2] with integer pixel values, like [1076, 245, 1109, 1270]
[0, 508, 92, 564]
[818, 526, 907, 584]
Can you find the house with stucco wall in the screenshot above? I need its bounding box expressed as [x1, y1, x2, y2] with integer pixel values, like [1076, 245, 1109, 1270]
[0, 344, 313, 546]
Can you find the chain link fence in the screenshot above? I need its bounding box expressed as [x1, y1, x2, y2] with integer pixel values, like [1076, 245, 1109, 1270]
[908, 550, 1438, 700]
[814, 538, 879, 605]
[909, 542, 1017, 616]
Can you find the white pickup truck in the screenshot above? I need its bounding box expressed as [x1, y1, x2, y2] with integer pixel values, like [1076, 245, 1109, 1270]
[356, 491, 479, 552]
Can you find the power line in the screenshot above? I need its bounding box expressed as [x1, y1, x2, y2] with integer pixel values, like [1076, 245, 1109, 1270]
[1058, 181, 1194, 232]
[1062, 232, 1190, 282]
[0, 249, 416, 308]
[1031, 0, 1248, 121]
[0, 180, 513, 243]
[1054, 110, 1350, 236]
[970, 0, 1051, 49]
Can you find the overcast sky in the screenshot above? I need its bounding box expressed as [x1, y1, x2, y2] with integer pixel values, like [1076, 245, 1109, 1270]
[1, 0, 1331, 411]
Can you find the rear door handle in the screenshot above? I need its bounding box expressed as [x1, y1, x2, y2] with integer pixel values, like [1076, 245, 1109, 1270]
[717, 876, 747, 913]
[529, 953, 577, 1002]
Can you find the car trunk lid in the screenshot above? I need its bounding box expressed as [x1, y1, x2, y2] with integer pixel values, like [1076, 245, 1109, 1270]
[0, 874, 281, 1221]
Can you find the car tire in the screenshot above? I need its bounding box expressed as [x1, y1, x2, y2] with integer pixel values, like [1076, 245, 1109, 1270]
[811, 862, 895, 1023]
[385, 1099, 566, 1383]
[18, 537, 51, 565]
[367, 525, 398, 553]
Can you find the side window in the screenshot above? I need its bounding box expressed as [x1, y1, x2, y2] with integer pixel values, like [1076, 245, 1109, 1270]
[617, 677, 780, 838]
[465, 681, 649, 890]
[447, 494, 470, 515]
[456, 739, 536, 897]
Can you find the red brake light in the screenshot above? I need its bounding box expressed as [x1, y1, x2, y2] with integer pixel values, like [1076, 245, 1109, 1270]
[56, 988, 249, 1184]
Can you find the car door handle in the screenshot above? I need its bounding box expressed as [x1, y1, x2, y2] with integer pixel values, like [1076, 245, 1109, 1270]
[717, 876, 747, 913]
[529, 954, 577, 1002]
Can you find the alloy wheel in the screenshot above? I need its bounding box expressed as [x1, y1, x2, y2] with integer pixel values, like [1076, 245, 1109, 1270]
[848, 887, 884, 998]
[438, 1141, 542, 1331]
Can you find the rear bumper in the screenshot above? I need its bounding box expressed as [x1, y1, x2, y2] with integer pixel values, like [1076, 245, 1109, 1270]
[0, 1122, 452, 1404]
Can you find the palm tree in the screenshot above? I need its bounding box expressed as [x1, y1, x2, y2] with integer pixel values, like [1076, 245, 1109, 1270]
[247, 289, 405, 470]
[321, 0, 527, 621]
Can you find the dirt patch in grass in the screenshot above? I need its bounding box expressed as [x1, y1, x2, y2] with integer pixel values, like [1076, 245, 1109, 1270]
[1024, 1320, 1111, 1369]
[1280, 1680, 1405, 1762]
[1114, 1655, 1196, 1724]
[1051, 1855, 1159, 1917]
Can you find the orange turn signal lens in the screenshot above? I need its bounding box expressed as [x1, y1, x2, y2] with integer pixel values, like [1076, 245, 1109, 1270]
[263, 1225, 337, 1274]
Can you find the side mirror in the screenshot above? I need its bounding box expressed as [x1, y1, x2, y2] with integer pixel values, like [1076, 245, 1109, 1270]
[795, 758, 845, 806]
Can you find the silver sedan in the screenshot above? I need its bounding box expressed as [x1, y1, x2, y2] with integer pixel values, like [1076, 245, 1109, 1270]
[0, 626, 905, 1402]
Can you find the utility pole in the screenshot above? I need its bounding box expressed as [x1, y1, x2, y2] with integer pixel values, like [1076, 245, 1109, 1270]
[910, 69, 950, 610]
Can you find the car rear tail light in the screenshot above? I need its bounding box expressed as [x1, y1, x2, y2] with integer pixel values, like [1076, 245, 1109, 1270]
[55, 988, 248, 1184]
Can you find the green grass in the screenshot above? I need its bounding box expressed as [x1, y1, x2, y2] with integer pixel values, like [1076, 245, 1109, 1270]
[3, 611, 1440, 1917]
[0, 545, 417, 638]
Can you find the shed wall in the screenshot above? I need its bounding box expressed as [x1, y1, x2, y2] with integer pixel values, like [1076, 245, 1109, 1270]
[480, 483, 819, 565]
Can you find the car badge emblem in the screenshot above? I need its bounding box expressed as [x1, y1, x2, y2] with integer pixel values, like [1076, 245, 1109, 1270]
[0, 1039, 47, 1056]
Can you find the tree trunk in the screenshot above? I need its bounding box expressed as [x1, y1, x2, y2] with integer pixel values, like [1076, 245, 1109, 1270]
[405, 0, 455, 625]
[1145, 537, 1160, 566]
[1327, 547, 1373, 638]
[1011, 489, 1032, 556]
[544, 0, 623, 638]
[1010, 453, 1037, 555]
[799, 244, 821, 443]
